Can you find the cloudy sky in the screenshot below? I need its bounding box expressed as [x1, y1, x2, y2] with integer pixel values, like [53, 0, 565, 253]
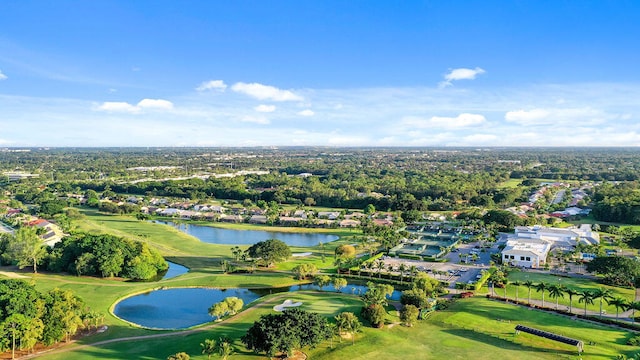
[1, 1, 640, 147]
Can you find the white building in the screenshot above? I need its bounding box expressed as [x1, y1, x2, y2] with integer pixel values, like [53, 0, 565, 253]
[512, 224, 599, 246]
[502, 238, 551, 268]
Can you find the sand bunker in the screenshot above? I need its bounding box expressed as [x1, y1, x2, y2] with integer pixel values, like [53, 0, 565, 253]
[292, 252, 312, 257]
[273, 299, 303, 312]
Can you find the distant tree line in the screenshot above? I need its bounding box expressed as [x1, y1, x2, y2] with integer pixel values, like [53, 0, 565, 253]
[591, 182, 640, 224]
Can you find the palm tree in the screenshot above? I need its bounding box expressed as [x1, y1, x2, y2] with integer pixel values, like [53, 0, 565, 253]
[548, 284, 565, 310]
[511, 281, 522, 302]
[376, 259, 385, 279]
[387, 264, 395, 278]
[578, 290, 595, 316]
[215, 337, 234, 360]
[335, 312, 362, 345]
[217, 339, 234, 360]
[398, 263, 407, 284]
[606, 296, 629, 320]
[628, 301, 640, 323]
[534, 282, 549, 308]
[564, 288, 580, 313]
[365, 261, 374, 279]
[592, 287, 613, 317]
[523, 280, 534, 305]
[200, 339, 216, 360]
[409, 265, 418, 280]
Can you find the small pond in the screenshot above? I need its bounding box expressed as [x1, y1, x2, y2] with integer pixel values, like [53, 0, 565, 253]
[153, 221, 339, 247]
[161, 261, 189, 280]
[113, 284, 402, 329]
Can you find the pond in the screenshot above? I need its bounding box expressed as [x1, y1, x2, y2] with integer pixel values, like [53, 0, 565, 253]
[161, 261, 189, 280]
[152, 221, 339, 247]
[113, 284, 402, 329]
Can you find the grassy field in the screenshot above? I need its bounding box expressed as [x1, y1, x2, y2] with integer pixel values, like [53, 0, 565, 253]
[10, 210, 635, 359]
[73, 210, 358, 271]
[33, 295, 634, 360]
[481, 271, 637, 314]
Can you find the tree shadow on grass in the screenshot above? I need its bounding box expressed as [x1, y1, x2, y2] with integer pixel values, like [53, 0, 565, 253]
[441, 328, 578, 357]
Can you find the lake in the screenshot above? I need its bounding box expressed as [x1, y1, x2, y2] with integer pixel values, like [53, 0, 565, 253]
[153, 221, 339, 247]
[113, 284, 402, 329]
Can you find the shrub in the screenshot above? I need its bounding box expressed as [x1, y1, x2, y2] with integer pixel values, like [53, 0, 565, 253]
[628, 335, 640, 346]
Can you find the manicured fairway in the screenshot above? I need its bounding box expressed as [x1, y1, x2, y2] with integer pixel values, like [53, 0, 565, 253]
[500, 271, 635, 314]
[32, 295, 634, 360]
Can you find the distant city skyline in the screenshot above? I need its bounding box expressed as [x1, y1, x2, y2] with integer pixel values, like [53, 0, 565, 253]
[1, 1, 640, 147]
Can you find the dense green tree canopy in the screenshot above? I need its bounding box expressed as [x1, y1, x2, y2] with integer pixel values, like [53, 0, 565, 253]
[47, 233, 167, 280]
[246, 239, 291, 266]
[242, 308, 330, 357]
[0, 280, 91, 353]
[586, 256, 640, 287]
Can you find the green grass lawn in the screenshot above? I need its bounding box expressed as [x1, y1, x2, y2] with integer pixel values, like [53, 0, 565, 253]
[490, 271, 636, 314]
[497, 179, 524, 188]
[19, 209, 636, 359]
[35, 295, 634, 360]
[74, 210, 356, 272]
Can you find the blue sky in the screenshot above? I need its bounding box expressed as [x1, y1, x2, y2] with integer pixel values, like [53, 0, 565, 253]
[1, 0, 640, 147]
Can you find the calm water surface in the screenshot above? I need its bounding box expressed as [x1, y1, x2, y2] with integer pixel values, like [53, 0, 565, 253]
[114, 284, 401, 329]
[153, 221, 339, 247]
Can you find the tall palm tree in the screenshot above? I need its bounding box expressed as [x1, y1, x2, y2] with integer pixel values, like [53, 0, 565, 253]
[409, 265, 418, 280]
[511, 281, 522, 302]
[398, 263, 407, 284]
[365, 261, 374, 279]
[387, 264, 395, 278]
[216, 337, 234, 360]
[564, 288, 580, 313]
[534, 282, 549, 308]
[548, 284, 565, 310]
[376, 259, 385, 279]
[335, 312, 362, 345]
[628, 301, 640, 324]
[523, 280, 534, 305]
[578, 290, 595, 316]
[592, 287, 613, 317]
[200, 339, 216, 360]
[606, 296, 629, 320]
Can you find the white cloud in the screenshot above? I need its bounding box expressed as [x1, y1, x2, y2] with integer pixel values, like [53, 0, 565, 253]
[231, 82, 303, 101]
[297, 109, 315, 117]
[505, 107, 608, 126]
[95, 98, 173, 113]
[196, 80, 227, 92]
[505, 109, 550, 124]
[440, 67, 485, 87]
[255, 104, 276, 113]
[0, 70, 6, 80]
[239, 115, 270, 124]
[96, 101, 140, 113]
[402, 113, 486, 129]
[137, 98, 174, 110]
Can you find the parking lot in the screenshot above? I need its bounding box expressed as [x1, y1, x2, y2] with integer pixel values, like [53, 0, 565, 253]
[378, 240, 501, 289]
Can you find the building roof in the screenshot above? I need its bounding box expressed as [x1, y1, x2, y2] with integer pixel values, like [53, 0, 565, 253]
[502, 238, 551, 258]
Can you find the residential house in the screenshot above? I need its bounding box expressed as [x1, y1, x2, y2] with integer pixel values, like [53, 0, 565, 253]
[249, 215, 268, 224]
[318, 211, 340, 220]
